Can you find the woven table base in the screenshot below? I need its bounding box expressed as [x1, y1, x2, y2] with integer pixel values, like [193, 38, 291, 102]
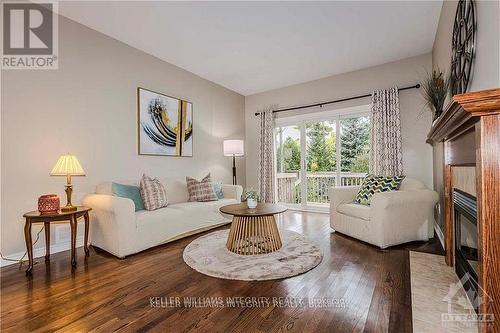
[226, 215, 282, 255]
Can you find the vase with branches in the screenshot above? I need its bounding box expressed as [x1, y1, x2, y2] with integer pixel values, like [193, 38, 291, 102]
[422, 69, 450, 121]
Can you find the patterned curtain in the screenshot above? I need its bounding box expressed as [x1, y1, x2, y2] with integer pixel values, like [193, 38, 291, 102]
[370, 87, 404, 176]
[258, 105, 276, 203]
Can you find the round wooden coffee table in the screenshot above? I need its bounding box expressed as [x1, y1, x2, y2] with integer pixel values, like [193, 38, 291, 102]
[220, 203, 287, 255]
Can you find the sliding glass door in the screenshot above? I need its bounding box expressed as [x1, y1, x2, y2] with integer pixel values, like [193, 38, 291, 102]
[275, 125, 303, 207]
[339, 115, 370, 186]
[275, 107, 370, 211]
[305, 120, 336, 206]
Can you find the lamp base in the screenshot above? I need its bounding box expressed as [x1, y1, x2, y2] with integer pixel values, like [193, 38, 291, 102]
[62, 184, 76, 212]
[232, 155, 237, 185]
[61, 205, 77, 212]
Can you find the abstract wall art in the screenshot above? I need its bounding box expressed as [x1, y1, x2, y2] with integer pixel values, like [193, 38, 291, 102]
[138, 87, 193, 156]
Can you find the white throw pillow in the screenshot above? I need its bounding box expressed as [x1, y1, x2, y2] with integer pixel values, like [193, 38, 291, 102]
[139, 174, 168, 211]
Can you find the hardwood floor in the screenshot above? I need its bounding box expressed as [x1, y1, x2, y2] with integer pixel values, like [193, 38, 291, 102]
[1, 211, 443, 332]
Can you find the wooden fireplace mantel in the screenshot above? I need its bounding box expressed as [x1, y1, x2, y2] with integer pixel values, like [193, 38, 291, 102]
[427, 88, 500, 144]
[427, 88, 500, 333]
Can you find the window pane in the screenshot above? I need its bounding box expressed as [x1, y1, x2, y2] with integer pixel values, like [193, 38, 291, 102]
[340, 115, 370, 186]
[305, 120, 336, 204]
[275, 126, 301, 204]
[306, 121, 336, 172]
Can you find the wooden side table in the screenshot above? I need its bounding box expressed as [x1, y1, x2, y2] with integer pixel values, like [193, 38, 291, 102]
[220, 203, 287, 255]
[23, 206, 91, 274]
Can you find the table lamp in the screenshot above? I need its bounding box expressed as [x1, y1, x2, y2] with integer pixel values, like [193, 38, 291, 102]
[50, 154, 86, 212]
[223, 140, 244, 185]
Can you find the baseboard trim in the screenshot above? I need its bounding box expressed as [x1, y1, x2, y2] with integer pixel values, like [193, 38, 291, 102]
[1, 237, 84, 268]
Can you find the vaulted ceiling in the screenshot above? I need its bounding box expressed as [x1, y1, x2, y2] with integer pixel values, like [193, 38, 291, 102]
[59, 1, 442, 96]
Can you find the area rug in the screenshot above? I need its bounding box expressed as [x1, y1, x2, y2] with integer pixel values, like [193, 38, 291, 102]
[183, 229, 323, 281]
[410, 251, 478, 333]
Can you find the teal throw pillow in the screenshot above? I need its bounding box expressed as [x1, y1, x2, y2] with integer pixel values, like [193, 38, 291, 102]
[112, 182, 145, 211]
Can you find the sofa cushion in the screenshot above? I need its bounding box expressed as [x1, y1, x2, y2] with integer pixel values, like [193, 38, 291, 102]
[136, 206, 186, 228]
[134, 199, 236, 253]
[337, 203, 371, 221]
[169, 198, 236, 215]
[112, 182, 144, 211]
[355, 175, 405, 205]
[186, 174, 218, 202]
[140, 174, 169, 211]
[169, 199, 237, 226]
[159, 177, 190, 204]
[135, 199, 236, 233]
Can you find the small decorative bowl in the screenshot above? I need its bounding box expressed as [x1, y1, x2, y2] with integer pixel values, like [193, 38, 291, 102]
[38, 194, 60, 213]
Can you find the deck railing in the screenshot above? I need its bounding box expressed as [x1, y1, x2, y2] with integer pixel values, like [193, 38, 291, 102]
[276, 172, 366, 204]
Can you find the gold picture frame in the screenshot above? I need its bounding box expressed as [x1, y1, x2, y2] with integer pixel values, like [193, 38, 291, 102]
[137, 87, 193, 157]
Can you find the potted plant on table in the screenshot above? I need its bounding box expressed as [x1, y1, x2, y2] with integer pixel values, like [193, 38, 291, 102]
[421, 68, 450, 122]
[243, 188, 260, 209]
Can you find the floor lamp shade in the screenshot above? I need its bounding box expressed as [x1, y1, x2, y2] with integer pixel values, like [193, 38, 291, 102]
[223, 140, 244, 185]
[223, 140, 244, 157]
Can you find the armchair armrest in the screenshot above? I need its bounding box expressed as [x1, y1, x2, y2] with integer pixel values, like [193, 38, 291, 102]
[329, 185, 360, 211]
[370, 189, 439, 245]
[222, 184, 243, 202]
[82, 194, 137, 258]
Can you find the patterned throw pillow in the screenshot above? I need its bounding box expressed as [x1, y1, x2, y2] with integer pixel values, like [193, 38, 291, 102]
[212, 182, 224, 199]
[186, 174, 218, 202]
[355, 175, 405, 205]
[139, 174, 168, 211]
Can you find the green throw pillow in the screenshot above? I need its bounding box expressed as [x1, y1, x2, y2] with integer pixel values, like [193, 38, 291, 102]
[355, 175, 405, 205]
[213, 182, 224, 199]
[112, 182, 145, 211]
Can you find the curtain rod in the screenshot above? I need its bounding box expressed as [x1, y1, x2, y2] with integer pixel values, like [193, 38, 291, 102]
[254, 84, 420, 116]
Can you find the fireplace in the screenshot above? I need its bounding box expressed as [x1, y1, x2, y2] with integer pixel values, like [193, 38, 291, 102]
[453, 188, 478, 311]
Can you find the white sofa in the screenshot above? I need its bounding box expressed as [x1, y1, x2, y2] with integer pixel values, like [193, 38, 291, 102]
[82, 177, 242, 258]
[329, 178, 438, 248]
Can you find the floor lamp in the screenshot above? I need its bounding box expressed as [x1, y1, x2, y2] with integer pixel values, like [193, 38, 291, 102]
[223, 140, 244, 185]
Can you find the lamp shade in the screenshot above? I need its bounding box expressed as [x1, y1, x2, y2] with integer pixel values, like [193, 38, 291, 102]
[223, 140, 244, 156]
[50, 154, 86, 176]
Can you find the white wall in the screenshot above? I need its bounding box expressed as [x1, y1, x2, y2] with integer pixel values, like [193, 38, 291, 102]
[245, 53, 434, 190]
[0, 16, 245, 259]
[431, 0, 500, 232]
